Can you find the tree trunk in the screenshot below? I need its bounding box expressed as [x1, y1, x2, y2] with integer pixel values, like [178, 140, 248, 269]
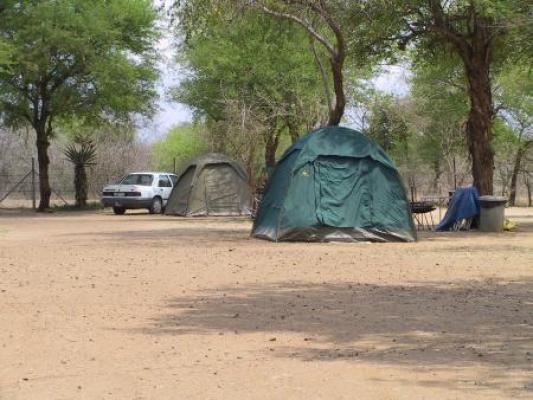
[327, 50, 346, 126]
[509, 147, 525, 206]
[466, 60, 494, 196]
[464, 55, 494, 196]
[448, 12, 495, 197]
[35, 128, 52, 211]
[74, 164, 88, 208]
[246, 144, 256, 189]
[433, 159, 441, 193]
[264, 128, 281, 168]
[310, 38, 332, 114]
[525, 174, 532, 207]
[286, 115, 300, 144]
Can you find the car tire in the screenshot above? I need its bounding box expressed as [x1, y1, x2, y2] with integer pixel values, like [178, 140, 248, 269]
[149, 197, 162, 214]
[113, 206, 126, 215]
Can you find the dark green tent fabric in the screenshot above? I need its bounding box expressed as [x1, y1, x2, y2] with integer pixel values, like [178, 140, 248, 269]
[165, 153, 251, 216]
[251, 127, 416, 242]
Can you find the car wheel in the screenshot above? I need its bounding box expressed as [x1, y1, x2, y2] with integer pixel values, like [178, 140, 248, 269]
[113, 206, 126, 215]
[149, 197, 162, 214]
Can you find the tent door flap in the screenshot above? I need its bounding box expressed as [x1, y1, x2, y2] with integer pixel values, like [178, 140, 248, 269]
[314, 157, 371, 228]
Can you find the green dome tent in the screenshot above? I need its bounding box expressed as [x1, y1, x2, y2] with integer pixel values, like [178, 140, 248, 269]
[165, 153, 251, 216]
[251, 127, 416, 242]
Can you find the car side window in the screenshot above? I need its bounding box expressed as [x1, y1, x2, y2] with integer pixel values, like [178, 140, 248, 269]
[169, 175, 178, 186]
[158, 175, 171, 188]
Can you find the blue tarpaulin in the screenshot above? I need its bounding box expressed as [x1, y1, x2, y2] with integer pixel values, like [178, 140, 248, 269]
[436, 187, 480, 231]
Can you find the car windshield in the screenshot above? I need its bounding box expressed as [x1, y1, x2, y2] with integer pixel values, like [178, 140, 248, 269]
[120, 174, 153, 186]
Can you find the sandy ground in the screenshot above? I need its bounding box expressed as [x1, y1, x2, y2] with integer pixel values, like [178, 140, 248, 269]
[0, 208, 532, 400]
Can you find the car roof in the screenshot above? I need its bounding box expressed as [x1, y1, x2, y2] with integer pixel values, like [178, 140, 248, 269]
[126, 172, 177, 175]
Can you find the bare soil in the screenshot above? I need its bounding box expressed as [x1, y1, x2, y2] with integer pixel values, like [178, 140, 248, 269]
[1, 208, 532, 399]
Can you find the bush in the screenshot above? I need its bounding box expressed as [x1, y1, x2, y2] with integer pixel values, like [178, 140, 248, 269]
[151, 123, 207, 173]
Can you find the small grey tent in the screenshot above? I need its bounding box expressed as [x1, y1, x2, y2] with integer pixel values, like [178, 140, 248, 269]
[165, 153, 251, 216]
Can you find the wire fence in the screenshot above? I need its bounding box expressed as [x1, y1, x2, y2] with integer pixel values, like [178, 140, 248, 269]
[0, 158, 76, 208]
[2, 157, 531, 209]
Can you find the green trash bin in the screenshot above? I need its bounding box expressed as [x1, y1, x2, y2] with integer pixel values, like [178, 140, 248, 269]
[479, 196, 507, 232]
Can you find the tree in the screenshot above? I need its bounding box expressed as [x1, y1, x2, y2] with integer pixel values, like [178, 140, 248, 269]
[409, 55, 470, 191]
[176, 0, 367, 126]
[0, 5, 11, 68]
[64, 141, 97, 208]
[173, 7, 328, 174]
[247, 0, 350, 126]
[365, 94, 410, 153]
[496, 64, 533, 205]
[0, 0, 158, 210]
[0, 41, 12, 72]
[367, 0, 531, 195]
[361, 51, 474, 197]
[152, 124, 207, 172]
[364, 94, 422, 194]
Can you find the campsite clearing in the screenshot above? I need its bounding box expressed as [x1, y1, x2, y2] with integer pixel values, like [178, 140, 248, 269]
[0, 208, 532, 399]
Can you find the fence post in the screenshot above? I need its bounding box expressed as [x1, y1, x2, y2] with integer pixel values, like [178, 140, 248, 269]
[31, 157, 36, 210]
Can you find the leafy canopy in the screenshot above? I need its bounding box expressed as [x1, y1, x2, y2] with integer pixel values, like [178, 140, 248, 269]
[175, 9, 327, 124]
[152, 124, 208, 172]
[0, 0, 159, 131]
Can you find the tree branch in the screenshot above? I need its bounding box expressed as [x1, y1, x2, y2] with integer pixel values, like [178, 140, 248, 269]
[309, 37, 332, 113]
[254, 4, 335, 55]
[427, 0, 470, 55]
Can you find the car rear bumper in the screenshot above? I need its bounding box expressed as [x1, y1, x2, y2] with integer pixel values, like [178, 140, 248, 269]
[101, 197, 152, 209]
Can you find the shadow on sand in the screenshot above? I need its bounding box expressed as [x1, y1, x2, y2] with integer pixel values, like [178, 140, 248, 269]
[137, 278, 533, 395]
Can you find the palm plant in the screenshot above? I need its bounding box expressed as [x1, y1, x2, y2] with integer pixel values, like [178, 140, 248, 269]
[64, 141, 97, 208]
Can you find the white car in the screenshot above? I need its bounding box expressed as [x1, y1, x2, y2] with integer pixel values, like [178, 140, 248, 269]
[101, 172, 178, 215]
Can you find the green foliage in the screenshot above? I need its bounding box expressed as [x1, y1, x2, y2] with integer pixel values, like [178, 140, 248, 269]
[175, 10, 327, 123]
[0, 0, 159, 209]
[57, 117, 138, 146]
[64, 142, 97, 167]
[152, 124, 208, 172]
[365, 94, 410, 153]
[492, 118, 519, 148]
[0, 39, 12, 71]
[64, 140, 97, 208]
[496, 64, 533, 133]
[0, 0, 159, 131]
[362, 0, 532, 60]
[173, 5, 332, 177]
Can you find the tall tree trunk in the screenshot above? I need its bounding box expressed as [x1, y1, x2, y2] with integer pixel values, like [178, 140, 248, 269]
[246, 144, 256, 189]
[264, 128, 281, 169]
[286, 115, 300, 144]
[509, 147, 525, 206]
[526, 175, 532, 207]
[464, 54, 494, 195]
[452, 13, 496, 196]
[433, 159, 441, 192]
[310, 38, 332, 115]
[430, 5, 496, 195]
[327, 49, 345, 126]
[35, 128, 51, 211]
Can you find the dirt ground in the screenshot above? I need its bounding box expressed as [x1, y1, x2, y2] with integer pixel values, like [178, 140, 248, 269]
[0, 208, 532, 400]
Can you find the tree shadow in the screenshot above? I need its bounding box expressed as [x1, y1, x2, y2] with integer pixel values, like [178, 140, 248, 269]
[67, 226, 252, 244]
[136, 279, 533, 395]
